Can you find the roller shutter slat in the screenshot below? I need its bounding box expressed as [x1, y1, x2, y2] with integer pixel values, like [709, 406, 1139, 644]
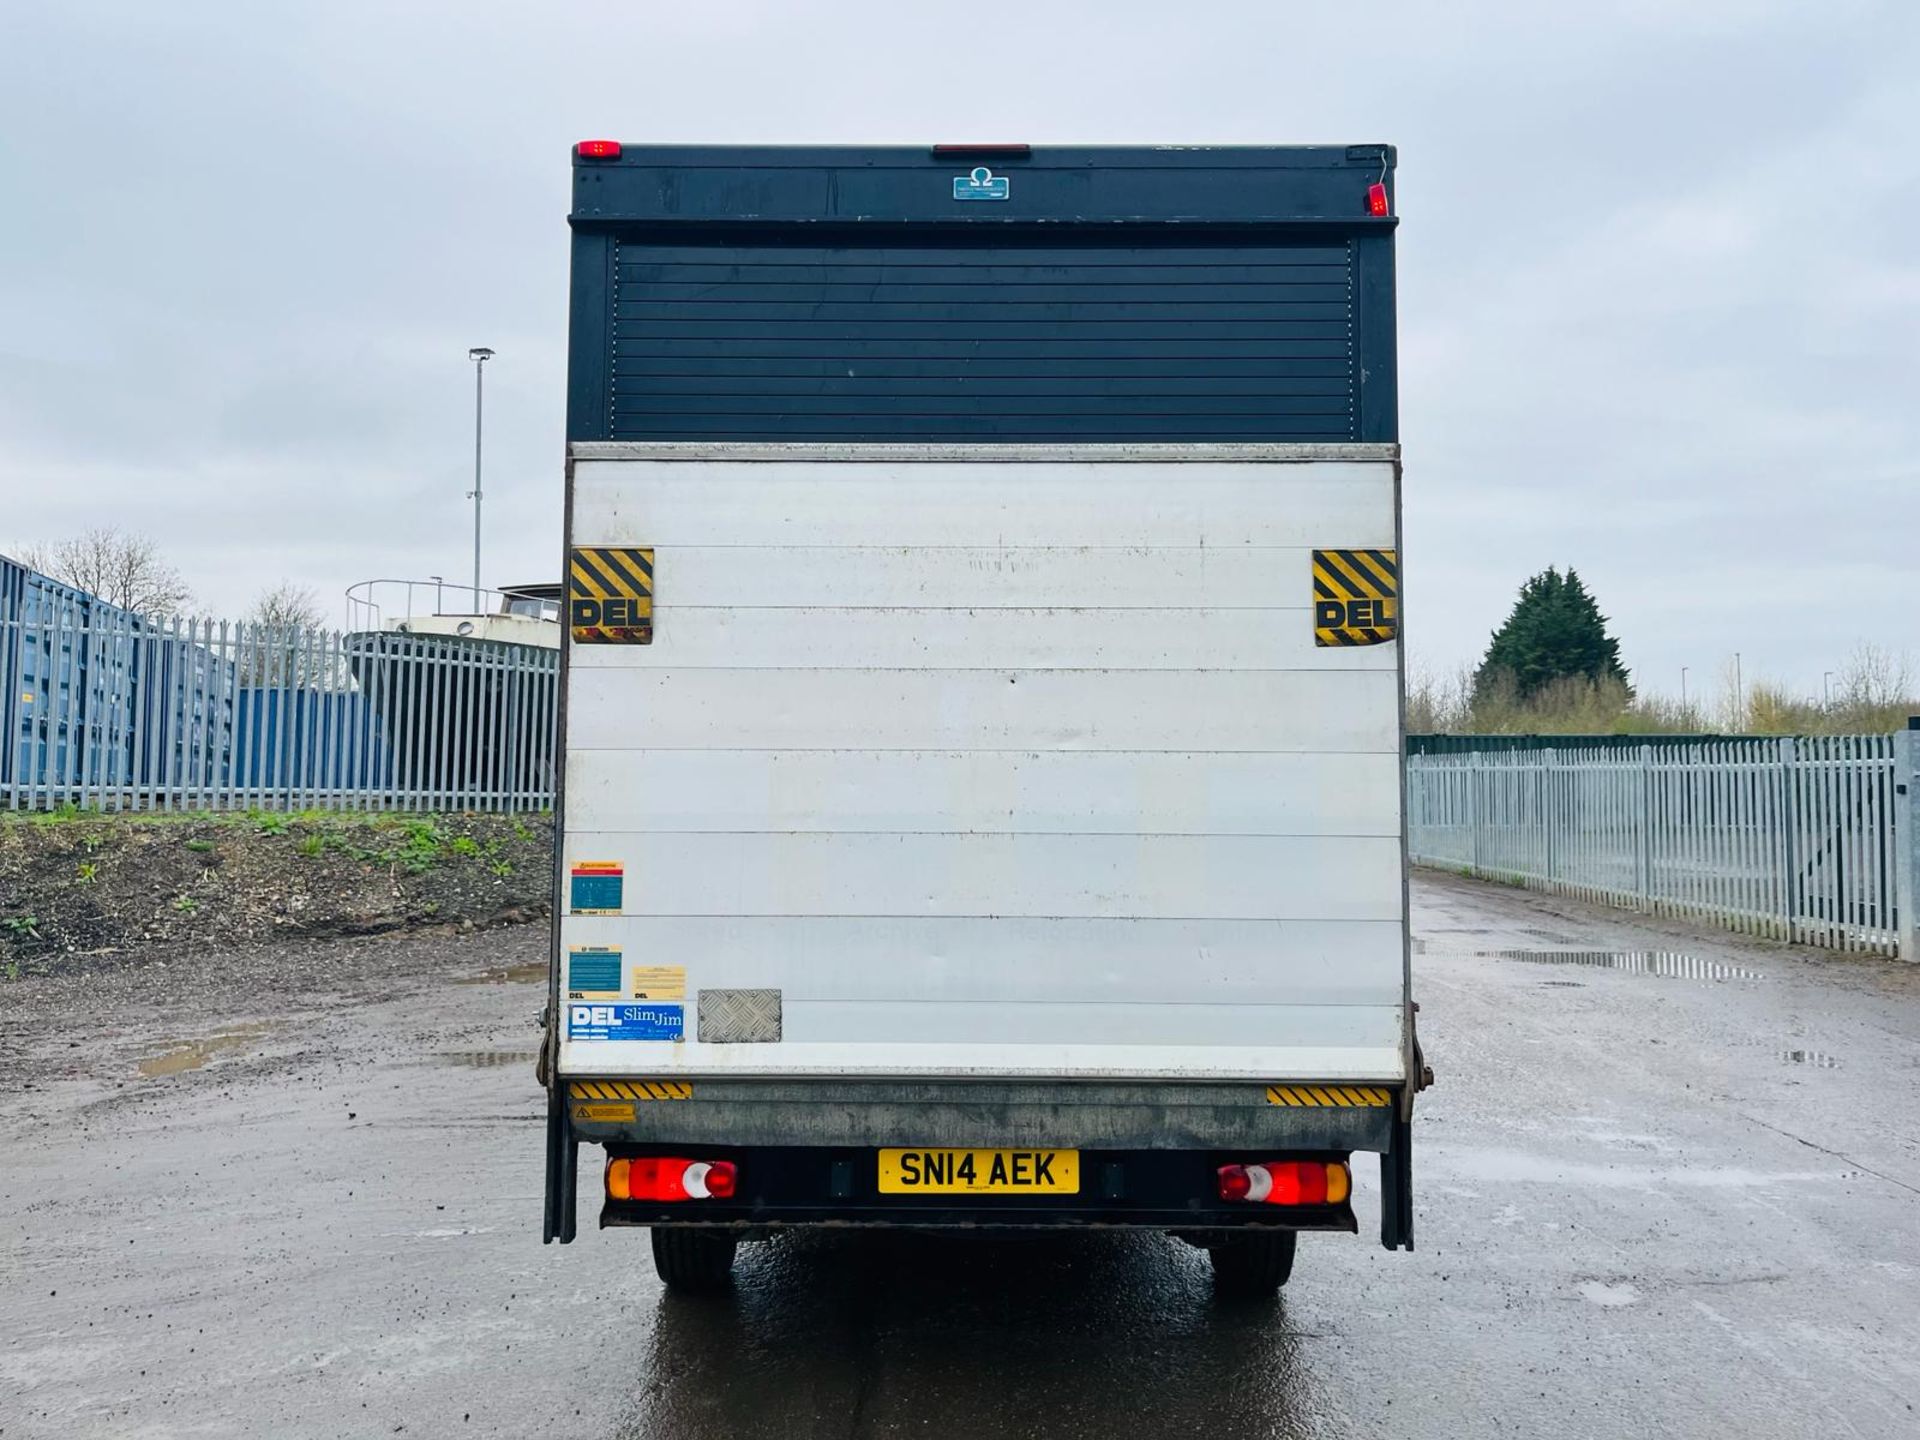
[608, 239, 1356, 442]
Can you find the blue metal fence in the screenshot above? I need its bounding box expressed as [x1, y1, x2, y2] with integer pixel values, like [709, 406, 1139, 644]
[2, 558, 557, 812]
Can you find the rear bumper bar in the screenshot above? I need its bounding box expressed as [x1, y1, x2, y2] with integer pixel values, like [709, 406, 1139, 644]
[562, 1076, 1400, 1152]
[547, 1076, 1415, 1251]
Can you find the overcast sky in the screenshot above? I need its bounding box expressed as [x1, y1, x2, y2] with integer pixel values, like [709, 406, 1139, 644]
[2, 1, 1913, 698]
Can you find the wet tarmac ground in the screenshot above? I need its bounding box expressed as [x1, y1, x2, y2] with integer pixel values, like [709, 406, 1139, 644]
[4, 873, 1919, 1438]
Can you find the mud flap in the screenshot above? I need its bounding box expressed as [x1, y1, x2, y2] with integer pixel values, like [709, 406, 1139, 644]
[1379, 1112, 1414, 1251]
[542, 1040, 578, 1244]
[1380, 1008, 1430, 1252]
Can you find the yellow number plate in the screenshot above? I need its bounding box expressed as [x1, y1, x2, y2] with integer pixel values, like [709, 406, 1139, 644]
[877, 1148, 1079, 1195]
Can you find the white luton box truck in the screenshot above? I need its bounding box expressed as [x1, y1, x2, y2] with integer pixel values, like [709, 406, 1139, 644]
[541, 142, 1425, 1295]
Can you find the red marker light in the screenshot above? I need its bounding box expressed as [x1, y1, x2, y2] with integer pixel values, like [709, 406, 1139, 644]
[932, 143, 1032, 157]
[1366, 181, 1390, 217]
[575, 139, 622, 160]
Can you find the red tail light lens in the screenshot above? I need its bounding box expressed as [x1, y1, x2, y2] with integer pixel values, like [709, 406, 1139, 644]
[1215, 1161, 1350, 1205]
[575, 139, 622, 160]
[606, 1156, 737, 1202]
[1366, 181, 1390, 217]
[1217, 1164, 1252, 1201]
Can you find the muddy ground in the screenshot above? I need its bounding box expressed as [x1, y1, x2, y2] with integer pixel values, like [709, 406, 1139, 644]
[3, 873, 1918, 1438]
[0, 811, 552, 977]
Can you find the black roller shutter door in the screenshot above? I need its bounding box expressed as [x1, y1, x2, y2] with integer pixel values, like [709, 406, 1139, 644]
[606, 237, 1357, 442]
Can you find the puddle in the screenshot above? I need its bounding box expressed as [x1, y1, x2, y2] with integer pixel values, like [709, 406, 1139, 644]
[1578, 1280, 1641, 1309]
[436, 1050, 538, 1069]
[452, 963, 547, 986]
[1480, 950, 1766, 983]
[1448, 1146, 1845, 1190]
[137, 1023, 275, 1078]
[1781, 1049, 1841, 1068]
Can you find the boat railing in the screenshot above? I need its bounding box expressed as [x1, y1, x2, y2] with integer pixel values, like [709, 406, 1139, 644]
[345, 579, 510, 632]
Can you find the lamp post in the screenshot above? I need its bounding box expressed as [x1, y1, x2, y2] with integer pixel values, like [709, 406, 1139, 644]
[1681, 666, 1689, 713]
[467, 347, 495, 610]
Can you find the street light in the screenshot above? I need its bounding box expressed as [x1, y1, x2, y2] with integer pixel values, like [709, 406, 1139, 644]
[467, 347, 495, 611]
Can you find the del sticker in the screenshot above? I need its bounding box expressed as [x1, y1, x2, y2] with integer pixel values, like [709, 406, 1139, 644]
[631, 964, 686, 1001]
[567, 1003, 684, 1043]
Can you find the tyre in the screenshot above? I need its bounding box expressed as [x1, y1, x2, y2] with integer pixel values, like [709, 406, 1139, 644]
[650, 1227, 738, 1293]
[1208, 1230, 1297, 1297]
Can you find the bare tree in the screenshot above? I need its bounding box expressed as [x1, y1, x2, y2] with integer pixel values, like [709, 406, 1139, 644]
[1830, 643, 1917, 732]
[240, 582, 333, 687]
[18, 527, 192, 616]
[248, 581, 326, 631]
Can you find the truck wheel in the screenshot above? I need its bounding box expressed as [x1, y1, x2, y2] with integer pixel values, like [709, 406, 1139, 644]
[1209, 1231, 1296, 1297]
[650, 1227, 738, 1293]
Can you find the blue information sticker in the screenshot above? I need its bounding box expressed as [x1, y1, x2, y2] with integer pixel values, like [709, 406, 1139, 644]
[570, 862, 625, 913]
[567, 1002, 683, 1042]
[952, 166, 1009, 202]
[567, 947, 622, 998]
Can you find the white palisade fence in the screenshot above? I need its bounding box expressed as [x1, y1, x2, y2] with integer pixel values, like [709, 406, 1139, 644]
[1, 612, 558, 813]
[1408, 734, 1919, 959]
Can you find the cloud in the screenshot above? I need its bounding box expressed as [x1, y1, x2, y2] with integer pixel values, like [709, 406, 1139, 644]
[0, 1, 1913, 697]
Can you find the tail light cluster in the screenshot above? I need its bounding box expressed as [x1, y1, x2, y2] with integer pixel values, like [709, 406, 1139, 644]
[607, 1156, 737, 1202]
[1217, 1160, 1350, 1206]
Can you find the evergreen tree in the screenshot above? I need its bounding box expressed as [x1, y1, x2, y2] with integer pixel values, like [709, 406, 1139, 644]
[1473, 568, 1629, 702]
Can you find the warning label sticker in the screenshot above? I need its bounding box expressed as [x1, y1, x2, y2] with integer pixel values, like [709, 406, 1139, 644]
[1313, 549, 1399, 647]
[570, 546, 654, 644]
[569, 861, 624, 914]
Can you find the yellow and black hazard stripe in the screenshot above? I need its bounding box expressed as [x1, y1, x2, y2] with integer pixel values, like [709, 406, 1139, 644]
[1312, 548, 1398, 647]
[1265, 1084, 1393, 1107]
[569, 546, 654, 644]
[568, 1080, 691, 1102]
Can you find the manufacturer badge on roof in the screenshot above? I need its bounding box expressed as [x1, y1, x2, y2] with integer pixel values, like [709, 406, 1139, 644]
[952, 166, 1009, 201]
